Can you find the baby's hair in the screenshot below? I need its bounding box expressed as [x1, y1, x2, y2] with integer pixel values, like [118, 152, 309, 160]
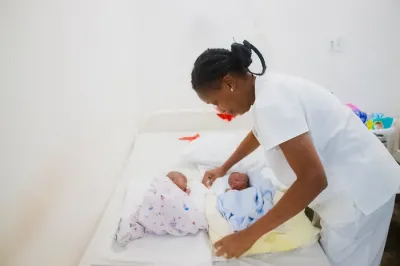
[191, 40, 267, 91]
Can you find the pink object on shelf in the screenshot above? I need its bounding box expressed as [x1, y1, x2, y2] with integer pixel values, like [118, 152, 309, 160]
[346, 103, 359, 111]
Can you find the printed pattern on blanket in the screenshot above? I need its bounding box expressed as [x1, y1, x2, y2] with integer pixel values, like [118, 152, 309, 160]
[115, 177, 207, 246]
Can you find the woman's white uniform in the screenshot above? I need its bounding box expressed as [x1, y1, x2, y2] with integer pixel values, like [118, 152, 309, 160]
[251, 73, 400, 266]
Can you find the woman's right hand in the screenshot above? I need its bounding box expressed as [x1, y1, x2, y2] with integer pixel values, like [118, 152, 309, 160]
[202, 167, 227, 188]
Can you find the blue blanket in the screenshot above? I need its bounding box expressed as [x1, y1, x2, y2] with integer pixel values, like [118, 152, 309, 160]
[217, 177, 275, 231]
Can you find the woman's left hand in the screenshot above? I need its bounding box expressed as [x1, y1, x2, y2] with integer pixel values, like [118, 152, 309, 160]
[214, 230, 257, 259]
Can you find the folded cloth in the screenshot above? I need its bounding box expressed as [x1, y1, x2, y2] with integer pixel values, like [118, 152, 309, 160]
[115, 177, 208, 246]
[217, 177, 275, 231]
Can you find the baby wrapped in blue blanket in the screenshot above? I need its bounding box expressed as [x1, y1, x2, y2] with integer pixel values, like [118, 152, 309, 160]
[217, 172, 275, 232]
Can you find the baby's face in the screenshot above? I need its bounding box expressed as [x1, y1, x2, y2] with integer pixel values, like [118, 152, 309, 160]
[228, 172, 249, 191]
[167, 171, 188, 191]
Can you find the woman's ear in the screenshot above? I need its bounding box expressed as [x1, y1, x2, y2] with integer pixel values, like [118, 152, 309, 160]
[222, 75, 236, 92]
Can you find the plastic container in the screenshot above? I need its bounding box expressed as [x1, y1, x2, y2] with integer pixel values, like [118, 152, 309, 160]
[394, 119, 400, 163]
[372, 123, 396, 155]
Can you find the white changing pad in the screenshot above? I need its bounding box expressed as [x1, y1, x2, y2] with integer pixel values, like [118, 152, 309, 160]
[79, 130, 331, 266]
[79, 131, 213, 266]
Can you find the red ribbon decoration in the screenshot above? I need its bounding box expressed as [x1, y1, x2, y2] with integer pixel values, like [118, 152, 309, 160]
[216, 113, 235, 122]
[178, 133, 200, 142]
[214, 106, 236, 121]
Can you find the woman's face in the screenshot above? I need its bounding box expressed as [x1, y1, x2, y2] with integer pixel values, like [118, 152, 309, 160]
[196, 74, 254, 116]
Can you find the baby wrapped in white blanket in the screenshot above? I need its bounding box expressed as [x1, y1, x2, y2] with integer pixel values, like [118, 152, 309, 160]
[115, 172, 208, 246]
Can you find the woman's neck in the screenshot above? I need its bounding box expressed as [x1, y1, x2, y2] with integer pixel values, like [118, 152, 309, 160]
[248, 74, 256, 106]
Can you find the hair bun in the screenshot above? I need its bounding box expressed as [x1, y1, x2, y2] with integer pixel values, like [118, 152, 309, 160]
[230, 42, 252, 68]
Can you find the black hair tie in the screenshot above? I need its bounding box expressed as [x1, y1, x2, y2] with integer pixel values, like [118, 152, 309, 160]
[243, 40, 267, 76]
[231, 42, 252, 69]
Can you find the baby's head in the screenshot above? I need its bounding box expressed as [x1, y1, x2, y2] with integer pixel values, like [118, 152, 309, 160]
[167, 171, 188, 191]
[228, 172, 250, 191]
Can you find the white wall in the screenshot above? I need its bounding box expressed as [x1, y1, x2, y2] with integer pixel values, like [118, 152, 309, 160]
[133, 0, 400, 117]
[0, 0, 399, 266]
[132, 0, 268, 125]
[261, 0, 400, 116]
[0, 1, 139, 265]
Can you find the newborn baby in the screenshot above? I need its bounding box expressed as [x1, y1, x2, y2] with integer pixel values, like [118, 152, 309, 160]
[115, 171, 207, 246]
[167, 171, 191, 194]
[226, 172, 250, 192]
[218, 172, 275, 231]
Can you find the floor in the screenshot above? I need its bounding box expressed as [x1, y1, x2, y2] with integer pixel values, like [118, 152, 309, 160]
[381, 195, 400, 266]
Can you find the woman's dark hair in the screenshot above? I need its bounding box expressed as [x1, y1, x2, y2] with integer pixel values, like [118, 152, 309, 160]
[191, 40, 266, 91]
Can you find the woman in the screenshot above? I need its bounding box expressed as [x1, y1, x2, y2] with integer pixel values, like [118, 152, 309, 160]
[190, 40, 400, 266]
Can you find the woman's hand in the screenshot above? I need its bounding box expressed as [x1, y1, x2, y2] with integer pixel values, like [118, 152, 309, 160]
[214, 230, 258, 259]
[202, 167, 227, 188]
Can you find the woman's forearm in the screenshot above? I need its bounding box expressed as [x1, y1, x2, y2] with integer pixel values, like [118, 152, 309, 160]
[245, 173, 327, 242]
[222, 130, 260, 172]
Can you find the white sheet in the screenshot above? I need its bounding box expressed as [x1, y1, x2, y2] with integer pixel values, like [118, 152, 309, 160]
[79, 131, 331, 266]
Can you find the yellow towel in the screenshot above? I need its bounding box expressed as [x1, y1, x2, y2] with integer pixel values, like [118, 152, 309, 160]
[205, 191, 320, 256]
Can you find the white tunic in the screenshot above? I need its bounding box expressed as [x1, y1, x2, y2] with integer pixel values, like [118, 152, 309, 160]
[251, 73, 400, 223]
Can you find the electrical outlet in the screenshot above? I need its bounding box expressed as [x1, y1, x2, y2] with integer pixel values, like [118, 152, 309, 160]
[329, 38, 342, 52]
